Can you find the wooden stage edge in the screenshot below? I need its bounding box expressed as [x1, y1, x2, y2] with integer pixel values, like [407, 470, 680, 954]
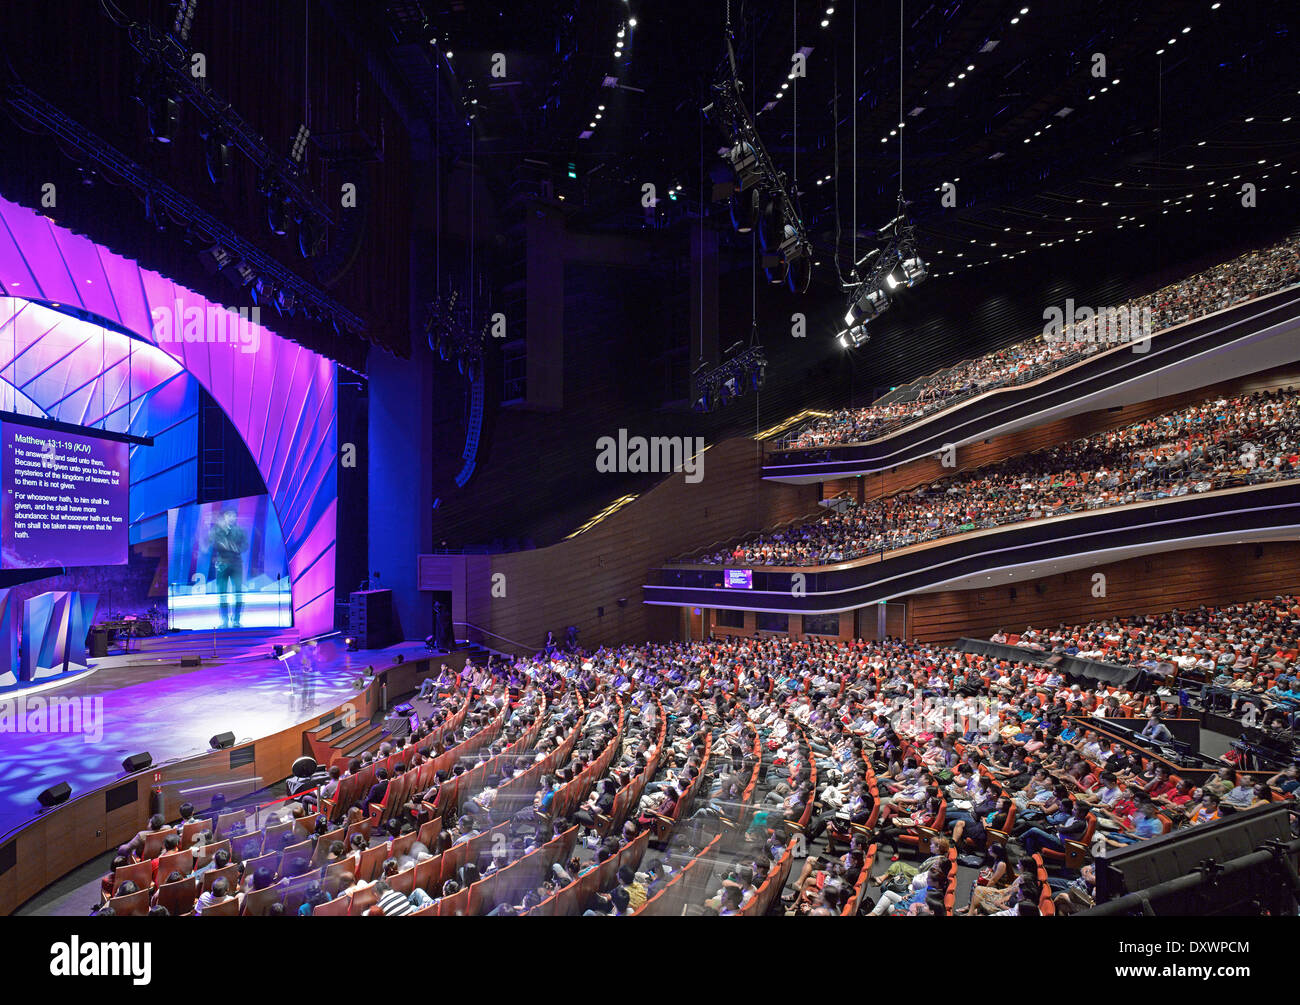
[0, 647, 473, 916]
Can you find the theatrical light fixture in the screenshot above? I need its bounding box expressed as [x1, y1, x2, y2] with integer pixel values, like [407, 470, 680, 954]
[171, 0, 198, 42]
[298, 214, 326, 259]
[198, 242, 236, 275]
[289, 124, 311, 167]
[835, 199, 927, 347]
[837, 325, 870, 350]
[224, 259, 256, 288]
[705, 17, 813, 293]
[692, 345, 768, 413]
[201, 128, 232, 185]
[140, 85, 181, 143]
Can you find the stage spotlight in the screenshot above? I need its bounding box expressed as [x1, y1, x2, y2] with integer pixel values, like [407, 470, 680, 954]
[758, 193, 789, 252]
[274, 286, 296, 317]
[885, 247, 928, 289]
[298, 215, 327, 258]
[209, 731, 236, 750]
[853, 285, 890, 320]
[250, 276, 276, 306]
[726, 141, 761, 188]
[198, 243, 235, 275]
[730, 187, 759, 233]
[837, 324, 870, 349]
[221, 259, 257, 289]
[898, 253, 927, 286]
[202, 130, 232, 185]
[346, 637, 358, 652]
[266, 191, 292, 236]
[289, 124, 311, 167]
[425, 634, 437, 652]
[394, 654, 405, 664]
[762, 253, 789, 285]
[692, 386, 713, 412]
[143, 89, 181, 143]
[786, 247, 813, 294]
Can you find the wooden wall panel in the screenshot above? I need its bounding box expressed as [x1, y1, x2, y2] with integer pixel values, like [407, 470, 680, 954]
[457, 436, 816, 651]
[907, 541, 1300, 645]
[453, 364, 1300, 654]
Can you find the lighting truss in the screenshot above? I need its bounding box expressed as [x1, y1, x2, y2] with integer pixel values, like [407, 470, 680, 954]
[106, 1, 334, 232]
[692, 344, 768, 412]
[704, 28, 813, 291]
[5, 84, 365, 336]
[836, 199, 927, 346]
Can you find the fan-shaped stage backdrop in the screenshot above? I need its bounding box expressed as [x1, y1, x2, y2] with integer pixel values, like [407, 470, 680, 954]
[0, 194, 337, 641]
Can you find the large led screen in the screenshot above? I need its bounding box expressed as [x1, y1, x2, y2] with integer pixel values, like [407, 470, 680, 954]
[166, 495, 292, 629]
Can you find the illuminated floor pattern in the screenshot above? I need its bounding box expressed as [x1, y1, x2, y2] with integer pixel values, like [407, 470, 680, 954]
[0, 632, 432, 840]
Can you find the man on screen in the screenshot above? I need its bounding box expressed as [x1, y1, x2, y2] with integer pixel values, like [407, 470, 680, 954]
[208, 508, 248, 628]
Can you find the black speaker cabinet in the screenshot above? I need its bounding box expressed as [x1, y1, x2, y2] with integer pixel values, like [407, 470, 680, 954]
[121, 752, 153, 773]
[38, 782, 72, 807]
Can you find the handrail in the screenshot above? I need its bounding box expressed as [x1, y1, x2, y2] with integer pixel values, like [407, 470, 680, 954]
[768, 271, 1300, 452]
[452, 622, 535, 656]
[663, 472, 1300, 571]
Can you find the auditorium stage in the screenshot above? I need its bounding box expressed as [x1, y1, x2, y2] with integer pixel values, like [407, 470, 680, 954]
[0, 631, 441, 841]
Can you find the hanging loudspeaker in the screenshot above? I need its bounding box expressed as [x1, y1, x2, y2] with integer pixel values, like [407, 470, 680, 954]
[762, 254, 789, 285]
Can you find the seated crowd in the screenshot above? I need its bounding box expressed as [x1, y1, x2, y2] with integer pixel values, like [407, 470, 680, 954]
[783, 235, 1300, 449]
[694, 387, 1299, 566]
[93, 593, 1299, 916]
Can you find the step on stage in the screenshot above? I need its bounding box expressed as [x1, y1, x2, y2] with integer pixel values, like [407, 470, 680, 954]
[0, 629, 450, 840]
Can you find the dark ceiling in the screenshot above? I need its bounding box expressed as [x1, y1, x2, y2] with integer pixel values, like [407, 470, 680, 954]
[374, 0, 1300, 296]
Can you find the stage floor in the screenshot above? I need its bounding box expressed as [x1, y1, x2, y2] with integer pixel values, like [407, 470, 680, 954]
[0, 633, 436, 841]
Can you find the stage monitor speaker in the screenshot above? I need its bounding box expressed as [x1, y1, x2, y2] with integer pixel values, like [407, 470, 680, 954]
[121, 752, 152, 773]
[181, 655, 202, 667]
[209, 731, 236, 750]
[38, 782, 72, 807]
